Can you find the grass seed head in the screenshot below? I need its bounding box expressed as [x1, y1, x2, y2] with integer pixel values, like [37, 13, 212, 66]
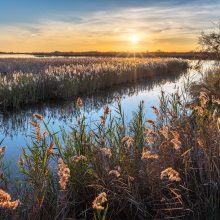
[92, 192, 107, 210]
[170, 138, 181, 150]
[71, 155, 87, 163]
[18, 157, 25, 167]
[104, 106, 110, 115]
[0, 146, 6, 156]
[76, 97, 83, 108]
[0, 189, 20, 210]
[199, 91, 209, 107]
[100, 147, 112, 158]
[122, 136, 134, 148]
[161, 167, 181, 182]
[33, 113, 43, 120]
[109, 170, 120, 178]
[58, 158, 70, 190]
[141, 148, 159, 160]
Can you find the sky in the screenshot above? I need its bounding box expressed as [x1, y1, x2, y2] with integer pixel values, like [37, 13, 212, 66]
[0, 0, 220, 52]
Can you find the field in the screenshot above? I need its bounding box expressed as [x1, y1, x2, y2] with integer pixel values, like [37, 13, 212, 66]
[0, 57, 187, 109]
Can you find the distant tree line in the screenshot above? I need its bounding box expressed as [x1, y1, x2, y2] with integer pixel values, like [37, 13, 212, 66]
[30, 51, 210, 59]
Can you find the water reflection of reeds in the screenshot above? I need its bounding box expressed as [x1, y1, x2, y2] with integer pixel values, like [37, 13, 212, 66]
[0, 71, 185, 137]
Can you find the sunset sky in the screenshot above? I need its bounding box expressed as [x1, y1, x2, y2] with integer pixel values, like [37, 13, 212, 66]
[0, 0, 220, 52]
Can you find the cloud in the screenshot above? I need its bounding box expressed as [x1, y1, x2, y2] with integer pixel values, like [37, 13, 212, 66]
[0, 0, 220, 51]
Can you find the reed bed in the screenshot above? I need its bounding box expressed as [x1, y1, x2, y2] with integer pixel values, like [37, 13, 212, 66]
[0, 57, 187, 109]
[0, 78, 220, 219]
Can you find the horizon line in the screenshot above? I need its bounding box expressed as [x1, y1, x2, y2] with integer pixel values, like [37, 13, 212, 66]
[0, 50, 197, 54]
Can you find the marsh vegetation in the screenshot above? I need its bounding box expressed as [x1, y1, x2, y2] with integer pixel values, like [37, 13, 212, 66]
[0, 63, 219, 219]
[0, 57, 187, 109]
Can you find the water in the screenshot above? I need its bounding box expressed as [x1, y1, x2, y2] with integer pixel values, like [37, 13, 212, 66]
[0, 60, 213, 172]
[0, 54, 36, 58]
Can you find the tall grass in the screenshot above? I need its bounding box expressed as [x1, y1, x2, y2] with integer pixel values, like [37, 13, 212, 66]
[0, 57, 187, 109]
[0, 63, 219, 219]
[0, 80, 219, 219]
[191, 66, 220, 99]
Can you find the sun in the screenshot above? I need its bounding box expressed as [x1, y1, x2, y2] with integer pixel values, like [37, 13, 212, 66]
[129, 34, 139, 44]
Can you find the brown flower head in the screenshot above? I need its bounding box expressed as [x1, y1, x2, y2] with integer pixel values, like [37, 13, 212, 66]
[0, 189, 20, 210]
[100, 116, 106, 127]
[161, 167, 181, 182]
[0, 146, 6, 156]
[58, 158, 70, 190]
[30, 121, 38, 127]
[43, 131, 48, 138]
[104, 106, 110, 115]
[151, 106, 160, 116]
[71, 155, 87, 163]
[197, 138, 205, 147]
[170, 138, 181, 150]
[109, 170, 120, 178]
[92, 192, 107, 210]
[122, 136, 134, 148]
[33, 113, 43, 120]
[159, 126, 169, 139]
[128, 176, 135, 182]
[170, 131, 180, 140]
[35, 124, 41, 141]
[76, 98, 83, 108]
[145, 120, 156, 127]
[115, 96, 121, 102]
[18, 157, 25, 167]
[199, 91, 209, 107]
[46, 141, 54, 158]
[212, 96, 220, 105]
[141, 148, 159, 160]
[100, 148, 112, 158]
[194, 106, 204, 116]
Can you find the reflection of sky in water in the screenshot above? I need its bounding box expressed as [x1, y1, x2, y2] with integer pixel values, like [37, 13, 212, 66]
[0, 54, 36, 58]
[0, 61, 214, 172]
